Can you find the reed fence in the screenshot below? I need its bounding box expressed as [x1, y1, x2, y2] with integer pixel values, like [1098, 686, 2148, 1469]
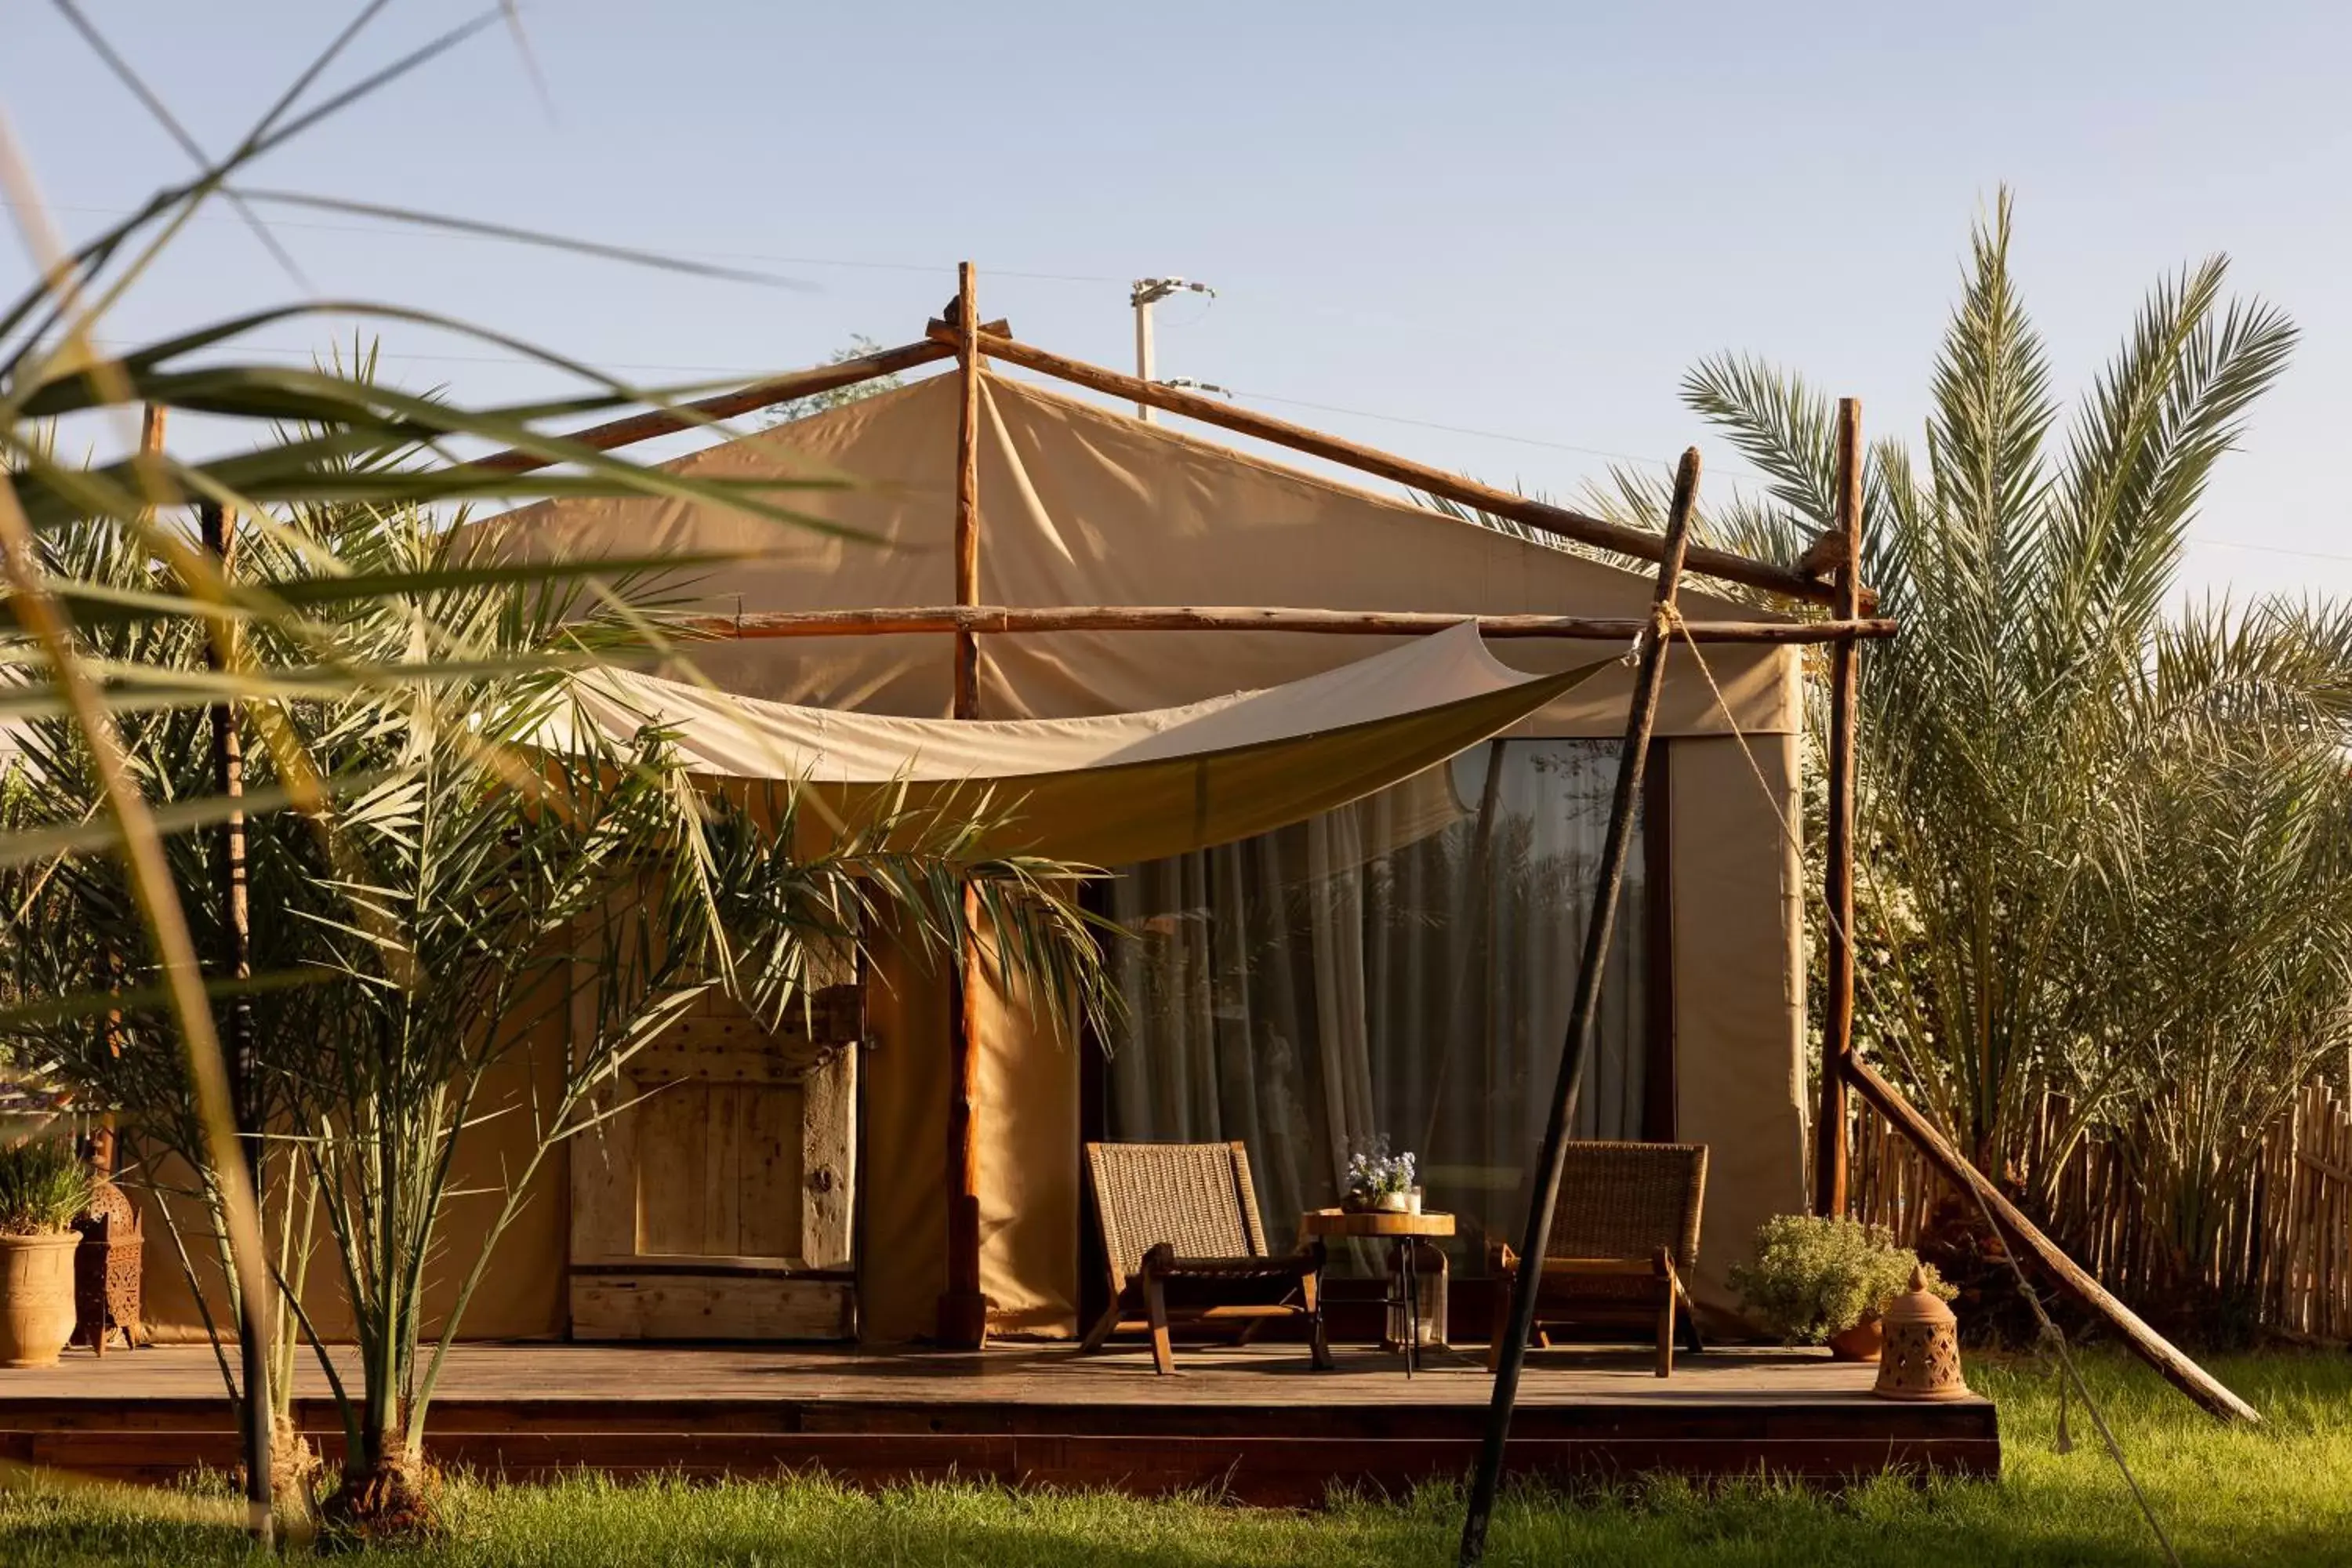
[1849, 1080, 2352, 1342]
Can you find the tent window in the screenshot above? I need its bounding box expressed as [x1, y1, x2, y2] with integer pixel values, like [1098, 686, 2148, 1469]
[1102, 739, 1656, 1275]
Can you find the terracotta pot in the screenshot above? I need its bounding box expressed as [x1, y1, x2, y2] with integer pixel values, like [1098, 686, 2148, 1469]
[0, 1232, 82, 1367]
[1827, 1314, 1885, 1363]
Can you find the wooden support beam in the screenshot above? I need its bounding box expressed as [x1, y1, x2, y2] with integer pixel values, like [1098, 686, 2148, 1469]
[1462, 449, 1703, 1568]
[1814, 398, 1863, 1217]
[933, 323, 1842, 608]
[951, 264, 983, 720]
[691, 604, 1898, 644]
[938, 888, 990, 1349]
[464, 336, 959, 477]
[938, 264, 990, 1351]
[1843, 1056, 2261, 1425]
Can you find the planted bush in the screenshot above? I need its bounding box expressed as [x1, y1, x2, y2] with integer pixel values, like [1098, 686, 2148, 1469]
[1728, 1214, 1952, 1344]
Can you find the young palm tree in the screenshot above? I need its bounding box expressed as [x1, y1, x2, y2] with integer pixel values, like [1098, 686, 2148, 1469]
[6, 492, 1109, 1526]
[1590, 194, 2352, 1297]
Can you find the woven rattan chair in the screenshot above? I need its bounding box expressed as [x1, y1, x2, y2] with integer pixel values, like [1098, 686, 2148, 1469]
[1079, 1141, 1332, 1375]
[1486, 1140, 1708, 1377]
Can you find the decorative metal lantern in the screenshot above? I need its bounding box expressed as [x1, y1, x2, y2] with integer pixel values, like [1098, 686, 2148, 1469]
[73, 1133, 145, 1356]
[1871, 1265, 1969, 1402]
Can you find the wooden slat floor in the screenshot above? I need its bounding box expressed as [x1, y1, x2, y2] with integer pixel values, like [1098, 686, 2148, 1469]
[0, 1342, 2000, 1504]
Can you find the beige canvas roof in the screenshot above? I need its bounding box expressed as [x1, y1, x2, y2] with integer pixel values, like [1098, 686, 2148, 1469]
[488, 371, 1798, 735]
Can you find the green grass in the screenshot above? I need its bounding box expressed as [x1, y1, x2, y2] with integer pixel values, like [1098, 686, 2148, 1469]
[2, 1351, 2347, 1565]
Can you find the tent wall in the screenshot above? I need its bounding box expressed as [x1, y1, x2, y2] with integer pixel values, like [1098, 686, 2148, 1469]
[137, 981, 573, 1344]
[1668, 732, 1810, 1321]
[856, 910, 954, 1343]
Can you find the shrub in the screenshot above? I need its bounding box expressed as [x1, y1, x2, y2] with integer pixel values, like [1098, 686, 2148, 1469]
[1727, 1214, 1953, 1344]
[0, 1135, 91, 1236]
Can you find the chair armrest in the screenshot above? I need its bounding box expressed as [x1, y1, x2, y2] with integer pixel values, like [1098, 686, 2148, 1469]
[1536, 1256, 1661, 1277]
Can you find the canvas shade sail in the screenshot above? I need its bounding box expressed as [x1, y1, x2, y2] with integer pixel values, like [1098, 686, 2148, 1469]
[550, 625, 1613, 865]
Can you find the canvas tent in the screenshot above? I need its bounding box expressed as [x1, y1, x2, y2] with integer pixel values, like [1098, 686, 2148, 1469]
[139, 365, 1815, 1345]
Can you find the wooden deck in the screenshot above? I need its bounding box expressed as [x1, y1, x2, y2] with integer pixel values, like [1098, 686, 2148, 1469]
[0, 1342, 1999, 1504]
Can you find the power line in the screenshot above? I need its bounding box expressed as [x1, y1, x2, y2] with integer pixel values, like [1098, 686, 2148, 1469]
[0, 198, 1128, 286]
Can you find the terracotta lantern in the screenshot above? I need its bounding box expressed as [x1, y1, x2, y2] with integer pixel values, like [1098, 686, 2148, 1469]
[1871, 1265, 1971, 1402]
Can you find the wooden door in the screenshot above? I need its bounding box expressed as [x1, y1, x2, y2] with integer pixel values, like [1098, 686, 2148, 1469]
[568, 984, 861, 1340]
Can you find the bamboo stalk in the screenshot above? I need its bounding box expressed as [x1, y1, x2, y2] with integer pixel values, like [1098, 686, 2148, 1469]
[951, 263, 983, 720]
[685, 604, 1899, 644]
[940, 325, 1843, 608]
[1461, 448, 1702, 1567]
[463, 336, 958, 477]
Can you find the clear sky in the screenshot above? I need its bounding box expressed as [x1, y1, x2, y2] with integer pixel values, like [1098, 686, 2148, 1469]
[5, 1, 2348, 599]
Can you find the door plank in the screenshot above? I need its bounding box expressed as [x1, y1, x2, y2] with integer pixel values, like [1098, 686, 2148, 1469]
[801, 1046, 856, 1269]
[636, 1080, 707, 1257]
[740, 1084, 805, 1261]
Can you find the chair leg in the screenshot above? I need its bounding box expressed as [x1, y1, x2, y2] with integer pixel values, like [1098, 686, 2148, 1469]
[1653, 1249, 1676, 1378]
[1078, 1300, 1121, 1356]
[1142, 1273, 1176, 1375]
[1680, 1285, 1705, 1357]
[1301, 1269, 1334, 1370]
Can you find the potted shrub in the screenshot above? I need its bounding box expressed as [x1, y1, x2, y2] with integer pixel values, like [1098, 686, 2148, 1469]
[1726, 1214, 1954, 1361]
[0, 1134, 93, 1367]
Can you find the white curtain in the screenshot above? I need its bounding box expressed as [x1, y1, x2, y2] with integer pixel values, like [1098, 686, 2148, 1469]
[1105, 739, 1649, 1273]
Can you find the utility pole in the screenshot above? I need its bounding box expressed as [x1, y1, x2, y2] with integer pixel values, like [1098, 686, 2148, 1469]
[1129, 277, 1214, 422]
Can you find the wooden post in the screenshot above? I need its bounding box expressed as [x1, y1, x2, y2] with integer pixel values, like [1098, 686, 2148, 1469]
[1813, 399, 1863, 1218]
[938, 264, 990, 1348]
[1845, 1056, 2261, 1424]
[1460, 449, 1701, 1568]
[195, 479, 273, 1537]
[952, 263, 982, 721]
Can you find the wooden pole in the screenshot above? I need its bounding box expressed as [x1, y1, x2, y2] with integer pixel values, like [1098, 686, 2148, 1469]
[952, 263, 983, 721]
[1844, 1056, 2261, 1424]
[1813, 397, 1863, 1218]
[464, 336, 956, 477]
[931, 324, 1837, 608]
[694, 605, 1899, 644]
[196, 482, 273, 1538]
[938, 263, 990, 1349]
[1460, 449, 1701, 1568]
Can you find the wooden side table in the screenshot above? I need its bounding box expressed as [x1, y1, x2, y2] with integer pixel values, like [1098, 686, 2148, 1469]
[1299, 1208, 1456, 1375]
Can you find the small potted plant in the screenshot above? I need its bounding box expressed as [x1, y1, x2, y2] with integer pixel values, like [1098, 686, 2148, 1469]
[0, 1134, 93, 1367]
[1726, 1214, 1954, 1361]
[1343, 1142, 1419, 1214]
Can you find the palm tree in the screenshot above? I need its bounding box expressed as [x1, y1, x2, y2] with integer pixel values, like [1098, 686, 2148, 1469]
[1591, 194, 2352, 1296]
